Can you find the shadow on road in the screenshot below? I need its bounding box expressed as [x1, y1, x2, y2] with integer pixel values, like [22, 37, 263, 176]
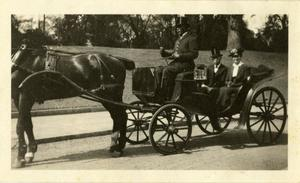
[23, 129, 287, 168]
[187, 129, 287, 152]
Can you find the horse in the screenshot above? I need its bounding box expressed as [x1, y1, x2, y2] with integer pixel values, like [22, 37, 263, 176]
[11, 40, 135, 168]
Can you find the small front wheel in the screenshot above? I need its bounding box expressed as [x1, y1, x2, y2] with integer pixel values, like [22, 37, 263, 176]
[149, 104, 192, 155]
[126, 101, 152, 144]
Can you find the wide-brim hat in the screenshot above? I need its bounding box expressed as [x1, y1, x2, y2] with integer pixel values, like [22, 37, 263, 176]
[211, 48, 223, 58]
[229, 48, 244, 57]
[176, 16, 190, 28]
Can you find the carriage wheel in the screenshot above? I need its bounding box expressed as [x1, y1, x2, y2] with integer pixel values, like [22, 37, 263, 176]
[126, 101, 152, 144]
[247, 87, 287, 145]
[195, 115, 231, 135]
[149, 104, 192, 155]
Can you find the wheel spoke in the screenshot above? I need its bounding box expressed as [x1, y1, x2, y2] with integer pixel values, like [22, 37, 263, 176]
[267, 90, 273, 111]
[127, 124, 135, 128]
[250, 117, 263, 127]
[127, 119, 136, 122]
[198, 115, 207, 122]
[171, 134, 177, 150]
[254, 97, 265, 113]
[271, 106, 284, 114]
[269, 96, 280, 112]
[204, 121, 210, 130]
[249, 112, 263, 117]
[127, 126, 136, 138]
[171, 108, 178, 122]
[262, 91, 268, 112]
[157, 118, 169, 132]
[157, 132, 168, 143]
[165, 134, 170, 147]
[269, 120, 281, 132]
[128, 109, 137, 120]
[141, 126, 148, 137]
[255, 120, 265, 135]
[273, 115, 285, 120]
[262, 121, 267, 143]
[137, 126, 140, 142]
[175, 126, 189, 130]
[174, 133, 186, 143]
[267, 121, 273, 142]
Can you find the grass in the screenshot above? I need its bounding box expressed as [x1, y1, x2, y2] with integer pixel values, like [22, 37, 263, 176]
[11, 46, 288, 112]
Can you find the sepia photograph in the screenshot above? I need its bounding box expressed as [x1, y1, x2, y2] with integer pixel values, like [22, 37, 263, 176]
[1, 0, 300, 182]
[10, 13, 288, 170]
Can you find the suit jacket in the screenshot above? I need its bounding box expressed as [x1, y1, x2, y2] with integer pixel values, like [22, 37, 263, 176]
[161, 32, 199, 63]
[206, 64, 228, 87]
[226, 64, 250, 87]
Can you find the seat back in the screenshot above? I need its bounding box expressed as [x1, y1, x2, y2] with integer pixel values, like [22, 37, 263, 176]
[132, 67, 159, 97]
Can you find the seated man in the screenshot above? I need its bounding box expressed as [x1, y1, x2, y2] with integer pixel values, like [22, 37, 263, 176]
[215, 48, 250, 111]
[158, 16, 199, 100]
[201, 48, 228, 92]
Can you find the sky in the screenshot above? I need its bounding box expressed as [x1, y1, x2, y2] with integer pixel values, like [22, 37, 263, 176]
[15, 14, 268, 35]
[243, 15, 268, 34]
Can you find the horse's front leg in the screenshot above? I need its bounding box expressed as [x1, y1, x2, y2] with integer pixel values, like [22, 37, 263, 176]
[104, 104, 128, 156]
[14, 92, 35, 168]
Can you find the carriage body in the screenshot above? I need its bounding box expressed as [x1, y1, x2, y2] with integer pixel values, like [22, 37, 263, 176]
[128, 65, 287, 154]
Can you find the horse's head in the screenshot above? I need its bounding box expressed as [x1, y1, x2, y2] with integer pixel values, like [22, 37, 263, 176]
[12, 39, 46, 71]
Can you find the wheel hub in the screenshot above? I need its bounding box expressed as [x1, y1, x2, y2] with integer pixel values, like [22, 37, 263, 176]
[133, 119, 147, 126]
[167, 125, 178, 134]
[262, 112, 274, 121]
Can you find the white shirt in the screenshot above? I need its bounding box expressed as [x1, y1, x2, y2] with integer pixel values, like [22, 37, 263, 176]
[214, 64, 221, 73]
[232, 62, 244, 78]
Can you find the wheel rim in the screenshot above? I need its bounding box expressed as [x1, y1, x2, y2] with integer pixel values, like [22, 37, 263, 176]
[126, 101, 151, 144]
[149, 104, 192, 155]
[196, 115, 231, 135]
[247, 87, 287, 145]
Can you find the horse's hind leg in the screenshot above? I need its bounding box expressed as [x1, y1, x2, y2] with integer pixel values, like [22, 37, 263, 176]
[14, 92, 35, 168]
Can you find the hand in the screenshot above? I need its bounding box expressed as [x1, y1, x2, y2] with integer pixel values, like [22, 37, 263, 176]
[201, 83, 208, 88]
[159, 47, 165, 54]
[226, 81, 232, 87]
[173, 52, 180, 58]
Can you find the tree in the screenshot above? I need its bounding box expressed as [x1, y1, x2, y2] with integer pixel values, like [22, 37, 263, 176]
[226, 15, 243, 50]
[259, 14, 288, 52]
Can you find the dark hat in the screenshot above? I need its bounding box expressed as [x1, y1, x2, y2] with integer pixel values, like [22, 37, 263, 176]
[211, 48, 223, 58]
[176, 16, 190, 28]
[229, 48, 244, 57]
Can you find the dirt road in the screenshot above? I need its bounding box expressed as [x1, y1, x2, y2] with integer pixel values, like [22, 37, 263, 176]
[11, 123, 287, 170]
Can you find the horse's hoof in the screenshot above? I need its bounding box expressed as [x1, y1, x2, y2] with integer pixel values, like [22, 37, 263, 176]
[25, 152, 34, 163]
[109, 145, 119, 153]
[13, 159, 25, 168]
[110, 150, 123, 157]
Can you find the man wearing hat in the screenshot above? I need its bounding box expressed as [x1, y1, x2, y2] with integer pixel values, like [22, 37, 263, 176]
[205, 48, 228, 88]
[159, 16, 199, 100]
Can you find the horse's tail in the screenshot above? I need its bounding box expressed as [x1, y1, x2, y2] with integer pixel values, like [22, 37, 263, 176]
[113, 56, 135, 71]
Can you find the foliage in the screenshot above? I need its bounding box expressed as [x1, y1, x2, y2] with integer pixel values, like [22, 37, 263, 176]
[11, 14, 288, 52]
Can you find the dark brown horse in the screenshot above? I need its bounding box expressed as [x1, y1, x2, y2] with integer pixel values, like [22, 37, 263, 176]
[11, 41, 135, 168]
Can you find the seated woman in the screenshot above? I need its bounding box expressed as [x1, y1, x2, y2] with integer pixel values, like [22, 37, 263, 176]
[215, 48, 250, 112]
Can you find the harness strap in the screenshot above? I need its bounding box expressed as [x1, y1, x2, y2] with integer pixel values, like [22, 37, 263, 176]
[92, 54, 116, 81]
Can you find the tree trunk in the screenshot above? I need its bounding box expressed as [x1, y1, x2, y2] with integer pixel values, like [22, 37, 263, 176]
[226, 15, 242, 50]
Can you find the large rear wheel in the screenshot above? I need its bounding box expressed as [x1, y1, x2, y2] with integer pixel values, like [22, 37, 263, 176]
[246, 87, 287, 145]
[149, 104, 192, 155]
